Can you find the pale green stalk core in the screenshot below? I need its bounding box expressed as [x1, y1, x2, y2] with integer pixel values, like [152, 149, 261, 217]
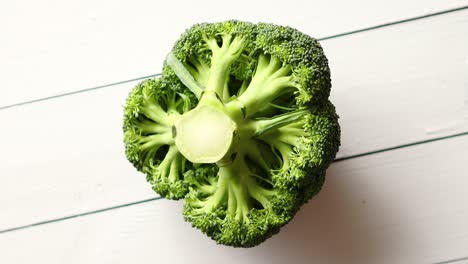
[174, 103, 236, 163]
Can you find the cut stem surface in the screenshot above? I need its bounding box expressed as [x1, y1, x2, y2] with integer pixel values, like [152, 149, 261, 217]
[174, 105, 236, 163]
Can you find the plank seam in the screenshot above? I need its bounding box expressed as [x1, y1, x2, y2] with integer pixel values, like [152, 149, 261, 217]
[334, 131, 468, 162]
[1, 5, 467, 110]
[318, 5, 468, 40]
[434, 256, 468, 264]
[0, 74, 161, 110]
[0, 197, 163, 234]
[1, 132, 467, 235]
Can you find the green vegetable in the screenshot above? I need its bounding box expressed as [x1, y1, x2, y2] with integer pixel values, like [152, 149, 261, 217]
[123, 20, 340, 247]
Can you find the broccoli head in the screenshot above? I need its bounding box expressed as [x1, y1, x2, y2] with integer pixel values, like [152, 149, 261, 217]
[123, 20, 340, 247]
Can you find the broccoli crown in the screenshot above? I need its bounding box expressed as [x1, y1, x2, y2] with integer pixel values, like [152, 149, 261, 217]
[123, 20, 340, 247]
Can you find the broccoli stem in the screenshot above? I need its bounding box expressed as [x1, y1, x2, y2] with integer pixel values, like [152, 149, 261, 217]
[258, 133, 295, 169]
[235, 54, 297, 117]
[273, 142, 292, 168]
[198, 176, 228, 211]
[215, 154, 253, 221]
[250, 110, 307, 137]
[206, 58, 230, 99]
[174, 103, 236, 163]
[166, 53, 204, 98]
[168, 39, 313, 205]
[195, 151, 275, 222]
[185, 57, 210, 87]
[247, 178, 274, 208]
[158, 146, 180, 181]
[132, 132, 174, 169]
[167, 34, 245, 101]
[137, 120, 171, 134]
[139, 132, 173, 151]
[140, 103, 173, 126]
[204, 35, 245, 99]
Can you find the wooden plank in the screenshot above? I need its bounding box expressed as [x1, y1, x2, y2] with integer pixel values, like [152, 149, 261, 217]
[1, 135, 467, 264]
[1, 7, 468, 231]
[324, 9, 468, 158]
[0, 81, 155, 229]
[1, 0, 467, 106]
[437, 258, 468, 264]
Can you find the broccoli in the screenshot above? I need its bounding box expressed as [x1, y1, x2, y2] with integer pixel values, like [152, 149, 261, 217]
[123, 20, 340, 247]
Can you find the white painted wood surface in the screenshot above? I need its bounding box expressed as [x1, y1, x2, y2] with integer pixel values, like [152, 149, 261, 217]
[0, 82, 155, 230]
[1, 2, 468, 264]
[325, 10, 468, 157]
[1, 5, 468, 232]
[1, 0, 468, 106]
[1, 136, 467, 264]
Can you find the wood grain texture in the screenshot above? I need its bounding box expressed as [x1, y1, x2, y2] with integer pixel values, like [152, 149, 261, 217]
[1, 135, 467, 264]
[1, 0, 467, 106]
[1, 8, 468, 232]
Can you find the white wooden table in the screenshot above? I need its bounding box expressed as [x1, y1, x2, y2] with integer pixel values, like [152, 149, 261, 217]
[1, 1, 468, 263]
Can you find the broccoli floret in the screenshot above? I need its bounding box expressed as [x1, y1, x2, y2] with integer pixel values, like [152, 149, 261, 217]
[123, 20, 340, 247]
[123, 78, 197, 199]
